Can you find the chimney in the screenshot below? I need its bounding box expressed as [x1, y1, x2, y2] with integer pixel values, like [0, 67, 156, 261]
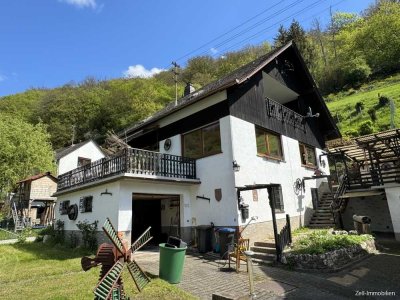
[184, 82, 195, 96]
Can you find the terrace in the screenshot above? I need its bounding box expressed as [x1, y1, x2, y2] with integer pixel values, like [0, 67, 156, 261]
[57, 148, 198, 191]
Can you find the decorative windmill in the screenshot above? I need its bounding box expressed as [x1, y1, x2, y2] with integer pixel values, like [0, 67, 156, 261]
[81, 218, 153, 300]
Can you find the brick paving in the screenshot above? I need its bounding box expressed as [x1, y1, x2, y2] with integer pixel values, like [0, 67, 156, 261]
[135, 247, 400, 300]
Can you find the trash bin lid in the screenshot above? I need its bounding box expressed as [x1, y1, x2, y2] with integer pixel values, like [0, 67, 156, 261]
[218, 227, 236, 233]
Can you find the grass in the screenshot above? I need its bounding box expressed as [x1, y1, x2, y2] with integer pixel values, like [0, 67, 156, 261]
[326, 72, 400, 136]
[290, 228, 374, 255]
[0, 242, 196, 300]
[0, 228, 19, 240]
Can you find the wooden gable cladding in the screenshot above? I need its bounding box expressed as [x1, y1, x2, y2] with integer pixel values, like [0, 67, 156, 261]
[227, 71, 325, 149]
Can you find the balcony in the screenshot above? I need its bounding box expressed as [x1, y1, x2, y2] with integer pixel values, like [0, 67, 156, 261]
[265, 97, 305, 130]
[57, 148, 197, 191]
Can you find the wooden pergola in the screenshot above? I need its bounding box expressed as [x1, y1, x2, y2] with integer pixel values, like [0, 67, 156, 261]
[327, 129, 400, 189]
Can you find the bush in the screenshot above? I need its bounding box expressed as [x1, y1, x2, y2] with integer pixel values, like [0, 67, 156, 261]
[344, 129, 359, 137]
[358, 120, 375, 135]
[292, 230, 373, 254]
[355, 102, 364, 114]
[17, 228, 33, 243]
[367, 108, 377, 121]
[378, 95, 390, 107]
[342, 57, 372, 86]
[76, 220, 98, 251]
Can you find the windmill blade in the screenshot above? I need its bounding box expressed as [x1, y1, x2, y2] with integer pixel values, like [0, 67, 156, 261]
[94, 261, 124, 300]
[131, 227, 153, 253]
[127, 260, 150, 292]
[102, 218, 125, 256]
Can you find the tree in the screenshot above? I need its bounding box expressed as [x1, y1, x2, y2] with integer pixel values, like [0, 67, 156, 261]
[0, 114, 55, 195]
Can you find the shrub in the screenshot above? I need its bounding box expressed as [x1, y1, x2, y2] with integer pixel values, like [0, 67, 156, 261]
[358, 120, 375, 135]
[76, 220, 98, 251]
[355, 102, 364, 114]
[342, 57, 371, 86]
[344, 129, 359, 137]
[367, 108, 377, 122]
[68, 231, 80, 248]
[378, 95, 390, 107]
[17, 227, 33, 243]
[292, 230, 373, 254]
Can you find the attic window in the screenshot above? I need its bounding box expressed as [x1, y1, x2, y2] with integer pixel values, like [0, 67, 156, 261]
[59, 200, 70, 215]
[80, 196, 93, 213]
[78, 157, 91, 167]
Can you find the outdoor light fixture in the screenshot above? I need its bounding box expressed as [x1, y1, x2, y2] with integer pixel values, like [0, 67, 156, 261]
[233, 160, 240, 172]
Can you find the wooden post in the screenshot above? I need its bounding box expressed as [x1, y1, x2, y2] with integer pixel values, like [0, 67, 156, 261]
[286, 214, 292, 244]
[267, 187, 280, 262]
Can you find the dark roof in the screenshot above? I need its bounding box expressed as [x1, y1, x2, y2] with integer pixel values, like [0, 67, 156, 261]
[122, 41, 340, 140]
[122, 42, 294, 138]
[55, 140, 104, 160]
[18, 172, 57, 183]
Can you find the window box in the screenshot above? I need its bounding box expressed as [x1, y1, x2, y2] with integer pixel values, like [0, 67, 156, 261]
[79, 196, 93, 213]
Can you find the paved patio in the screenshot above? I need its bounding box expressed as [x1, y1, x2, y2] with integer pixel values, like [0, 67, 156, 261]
[135, 242, 400, 299]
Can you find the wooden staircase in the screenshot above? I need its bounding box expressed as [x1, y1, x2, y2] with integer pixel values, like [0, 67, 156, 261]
[250, 240, 276, 264]
[308, 191, 336, 228]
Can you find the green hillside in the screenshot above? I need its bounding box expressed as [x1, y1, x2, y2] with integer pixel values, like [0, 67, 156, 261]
[326, 73, 400, 137]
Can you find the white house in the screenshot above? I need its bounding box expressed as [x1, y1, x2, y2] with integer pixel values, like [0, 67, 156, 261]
[54, 42, 340, 249]
[55, 139, 105, 175]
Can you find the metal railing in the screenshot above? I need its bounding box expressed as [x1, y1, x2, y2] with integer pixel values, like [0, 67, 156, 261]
[266, 98, 305, 130]
[276, 214, 292, 262]
[58, 148, 197, 191]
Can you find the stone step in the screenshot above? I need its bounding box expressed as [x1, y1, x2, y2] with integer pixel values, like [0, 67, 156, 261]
[254, 241, 275, 248]
[310, 219, 335, 223]
[250, 246, 276, 254]
[312, 216, 334, 220]
[251, 252, 276, 261]
[313, 212, 332, 216]
[315, 209, 331, 213]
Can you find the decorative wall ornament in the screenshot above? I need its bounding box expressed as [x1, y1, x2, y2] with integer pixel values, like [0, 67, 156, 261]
[164, 138, 172, 151]
[67, 204, 78, 220]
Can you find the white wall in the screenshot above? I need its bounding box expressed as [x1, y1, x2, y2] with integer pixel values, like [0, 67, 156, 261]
[385, 186, 400, 241]
[229, 116, 328, 227]
[55, 181, 120, 231]
[158, 116, 237, 228]
[57, 141, 105, 175]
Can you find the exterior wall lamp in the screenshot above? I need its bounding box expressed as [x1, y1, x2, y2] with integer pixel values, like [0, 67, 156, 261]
[233, 160, 240, 172]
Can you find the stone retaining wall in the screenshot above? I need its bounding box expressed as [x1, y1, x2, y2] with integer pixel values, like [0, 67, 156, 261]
[281, 240, 377, 271]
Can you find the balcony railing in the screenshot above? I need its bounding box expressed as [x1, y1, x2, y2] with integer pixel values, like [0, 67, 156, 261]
[57, 148, 197, 191]
[266, 97, 305, 130]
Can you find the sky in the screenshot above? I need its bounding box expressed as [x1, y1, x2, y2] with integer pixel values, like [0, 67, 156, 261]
[0, 0, 375, 97]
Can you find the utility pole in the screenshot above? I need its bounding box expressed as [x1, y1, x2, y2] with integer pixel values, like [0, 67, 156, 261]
[171, 61, 180, 106]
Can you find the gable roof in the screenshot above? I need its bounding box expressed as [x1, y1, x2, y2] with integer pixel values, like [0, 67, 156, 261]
[55, 139, 104, 160]
[18, 172, 57, 183]
[122, 42, 294, 138]
[122, 41, 340, 139]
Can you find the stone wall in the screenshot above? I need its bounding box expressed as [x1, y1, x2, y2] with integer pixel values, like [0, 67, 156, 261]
[342, 195, 394, 233]
[282, 240, 376, 271]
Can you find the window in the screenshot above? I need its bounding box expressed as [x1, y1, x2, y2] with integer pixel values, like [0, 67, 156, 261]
[299, 143, 317, 167]
[255, 127, 283, 160]
[182, 122, 221, 159]
[269, 185, 284, 212]
[78, 157, 91, 167]
[79, 196, 93, 213]
[59, 200, 70, 215]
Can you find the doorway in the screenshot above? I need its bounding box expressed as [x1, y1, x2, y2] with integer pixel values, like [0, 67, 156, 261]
[132, 193, 180, 244]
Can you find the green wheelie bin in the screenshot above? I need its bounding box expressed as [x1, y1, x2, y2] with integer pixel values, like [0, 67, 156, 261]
[159, 243, 187, 284]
